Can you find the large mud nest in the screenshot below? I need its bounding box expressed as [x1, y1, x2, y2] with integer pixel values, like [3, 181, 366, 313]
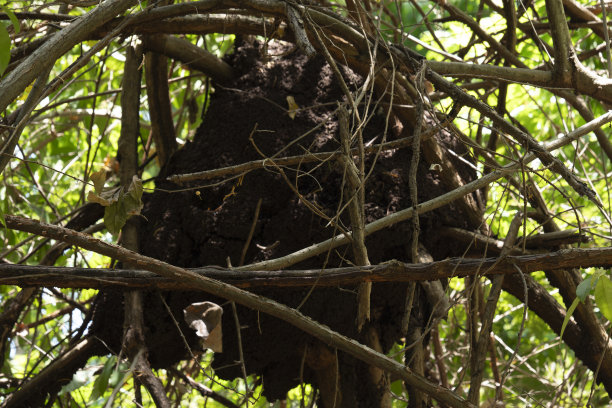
[92, 38, 480, 402]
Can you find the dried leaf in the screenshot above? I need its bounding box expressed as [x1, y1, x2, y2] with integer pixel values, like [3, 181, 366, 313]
[87, 191, 113, 207]
[286, 95, 299, 119]
[184, 301, 223, 352]
[89, 169, 107, 194]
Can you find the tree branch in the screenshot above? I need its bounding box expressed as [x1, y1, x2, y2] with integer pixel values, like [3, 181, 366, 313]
[143, 34, 234, 83]
[545, 0, 573, 83]
[427, 61, 552, 86]
[2, 247, 612, 289]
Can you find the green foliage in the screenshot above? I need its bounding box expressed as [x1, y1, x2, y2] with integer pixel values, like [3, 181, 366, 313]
[90, 356, 117, 402]
[0, 4, 18, 77]
[595, 275, 612, 322]
[0, 23, 10, 76]
[562, 270, 612, 339]
[87, 171, 144, 234]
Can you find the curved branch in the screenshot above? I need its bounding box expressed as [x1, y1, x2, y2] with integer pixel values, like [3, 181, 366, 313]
[143, 34, 234, 83]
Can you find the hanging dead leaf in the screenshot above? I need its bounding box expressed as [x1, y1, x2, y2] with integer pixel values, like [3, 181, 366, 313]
[89, 169, 107, 194]
[184, 301, 223, 352]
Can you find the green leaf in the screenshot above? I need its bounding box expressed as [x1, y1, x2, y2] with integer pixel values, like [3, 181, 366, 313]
[576, 276, 593, 302]
[108, 361, 129, 387]
[0, 23, 10, 77]
[90, 356, 116, 401]
[0, 5, 20, 34]
[595, 276, 612, 322]
[103, 176, 143, 234]
[0, 201, 5, 227]
[560, 297, 580, 340]
[390, 379, 403, 396]
[104, 201, 126, 235]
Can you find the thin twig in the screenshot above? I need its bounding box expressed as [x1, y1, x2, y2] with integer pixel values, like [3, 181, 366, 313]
[239, 198, 262, 267]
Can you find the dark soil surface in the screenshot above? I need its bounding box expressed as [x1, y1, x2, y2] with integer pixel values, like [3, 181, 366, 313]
[91, 38, 481, 404]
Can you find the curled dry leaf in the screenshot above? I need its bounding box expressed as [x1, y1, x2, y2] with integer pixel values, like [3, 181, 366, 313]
[184, 301, 223, 352]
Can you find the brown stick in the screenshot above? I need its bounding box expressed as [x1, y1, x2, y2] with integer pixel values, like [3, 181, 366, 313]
[120, 43, 171, 408]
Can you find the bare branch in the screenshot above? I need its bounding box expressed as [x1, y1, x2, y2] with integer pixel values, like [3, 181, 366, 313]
[427, 61, 552, 85]
[545, 0, 573, 82]
[143, 34, 234, 82]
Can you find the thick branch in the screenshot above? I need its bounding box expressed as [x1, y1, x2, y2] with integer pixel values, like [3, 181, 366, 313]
[120, 42, 170, 408]
[143, 34, 234, 82]
[427, 61, 552, 86]
[2, 247, 612, 289]
[143, 43, 177, 168]
[562, 0, 610, 40]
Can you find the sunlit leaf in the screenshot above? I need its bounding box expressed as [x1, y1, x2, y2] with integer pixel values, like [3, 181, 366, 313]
[560, 298, 579, 340]
[576, 276, 593, 302]
[0, 5, 19, 34]
[90, 356, 116, 401]
[595, 276, 612, 323]
[59, 368, 93, 395]
[0, 23, 10, 76]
